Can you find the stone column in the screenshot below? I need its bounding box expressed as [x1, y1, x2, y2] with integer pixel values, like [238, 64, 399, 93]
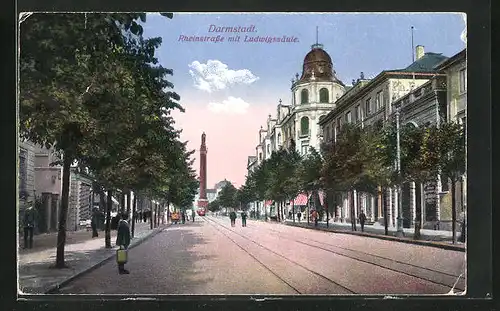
[342, 193, 348, 222]
[410, 182, 416, 228]
[370, 195, 375, 222]
[387, 188, 393, 227]
[436, 176, 442, 221]
[393, 187, 399, 227]
[377, 186, 383, 221]
[353, 190, 358, 223]
[42, 192, 52, 233]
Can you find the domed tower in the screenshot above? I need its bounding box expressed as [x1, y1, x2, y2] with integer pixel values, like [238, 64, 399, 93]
[289, 41, 346, 155]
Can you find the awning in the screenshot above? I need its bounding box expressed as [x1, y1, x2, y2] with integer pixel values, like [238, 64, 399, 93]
[292, 193, 310, 206]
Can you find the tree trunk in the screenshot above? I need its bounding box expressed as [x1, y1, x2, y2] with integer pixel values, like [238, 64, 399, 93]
[131, 194, 136, 238]
[149, 200, 153, 230]
[105, 190, 112, 248]
[292, 200, 295, 223]
[55, 154, 72, 268]
[383, 187, 389, 235]
[166, 196, 171, 224]
[414, 183, 422, 240]
[126, 190, 131, 216]
[120, 192, 125, 214]
[451, 179, 457, 244]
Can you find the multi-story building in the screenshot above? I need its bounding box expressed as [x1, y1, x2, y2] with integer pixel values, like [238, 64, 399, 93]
[319, 46, 449, 227]
[247, 42, 347, 216]
[434, 48, 467, 231]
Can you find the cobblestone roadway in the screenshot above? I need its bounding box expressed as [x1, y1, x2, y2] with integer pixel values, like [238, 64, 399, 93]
[57, 216, 466, 295]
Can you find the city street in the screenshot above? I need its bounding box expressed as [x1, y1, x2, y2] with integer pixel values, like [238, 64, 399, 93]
[56, 216, 466, 295]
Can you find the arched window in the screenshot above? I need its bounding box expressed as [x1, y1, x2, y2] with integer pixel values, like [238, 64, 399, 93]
[277, 133, 282, 145]
[300, 116, 310, 136]
[319, 88, 329, 103]
[300, 89, 309, 104]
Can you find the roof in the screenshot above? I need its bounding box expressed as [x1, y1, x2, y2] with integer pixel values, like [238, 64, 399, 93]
[434, 49, 466, 71]
[395, 52, 448, 73]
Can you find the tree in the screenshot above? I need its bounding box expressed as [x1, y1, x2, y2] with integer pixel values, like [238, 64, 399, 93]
[208, 199, 222, 212]
[218, 182, 238, 213]
[20, 13, 180, 267]
[297, 147, 323, 224]
[424, 122, 465, 244]
[322, 124, 368, 231]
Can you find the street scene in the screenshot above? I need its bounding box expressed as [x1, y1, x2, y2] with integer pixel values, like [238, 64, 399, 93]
[18, 12, 466, 296]
[55, 216, 465, 295]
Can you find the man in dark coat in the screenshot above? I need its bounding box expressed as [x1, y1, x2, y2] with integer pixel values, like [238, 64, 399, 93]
[116, 213, 131, 274]
[358, 211, 367, 232]
[192, 209, 196, 222]
[229, 211, 237, 227]
[241, 211, 248, 227]
[23, 202, 37, 249]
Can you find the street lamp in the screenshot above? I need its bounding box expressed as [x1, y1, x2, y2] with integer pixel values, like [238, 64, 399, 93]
[394, 101, 405, 237]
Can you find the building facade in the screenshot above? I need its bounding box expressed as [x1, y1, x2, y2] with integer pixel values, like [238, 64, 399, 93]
[319, 46, 450, 228]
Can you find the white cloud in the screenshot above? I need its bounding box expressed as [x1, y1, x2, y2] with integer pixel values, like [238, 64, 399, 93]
[207, 96, 250, 114]
[188, 60, 259, 93]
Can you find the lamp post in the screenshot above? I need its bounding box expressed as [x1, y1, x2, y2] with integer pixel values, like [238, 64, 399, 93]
[394, 101, 405, 237]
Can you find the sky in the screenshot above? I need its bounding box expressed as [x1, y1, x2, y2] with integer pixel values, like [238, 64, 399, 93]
[141, 12, 466, 188]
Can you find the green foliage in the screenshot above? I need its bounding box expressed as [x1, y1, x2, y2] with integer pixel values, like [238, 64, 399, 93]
[218, 182, 238, 209]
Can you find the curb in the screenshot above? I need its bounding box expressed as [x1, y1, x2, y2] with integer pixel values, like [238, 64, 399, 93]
[45, 225, 169, 294]
[284, 222, 465, 252]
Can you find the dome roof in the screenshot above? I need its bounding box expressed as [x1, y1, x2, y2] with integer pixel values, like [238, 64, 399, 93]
[298, 44, 343, 85]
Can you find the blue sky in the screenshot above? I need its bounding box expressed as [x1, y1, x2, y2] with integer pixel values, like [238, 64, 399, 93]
[141, 13, 466, 187]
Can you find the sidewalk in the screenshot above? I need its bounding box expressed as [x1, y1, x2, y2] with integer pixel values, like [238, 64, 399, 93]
[284, 220, 465, 251]
[18, 221, 165, 294]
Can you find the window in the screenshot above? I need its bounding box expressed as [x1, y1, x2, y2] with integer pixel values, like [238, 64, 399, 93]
[267, 145, 270, 154]
[376, 91, 383, 110]
[19, 149, 27, 197]
[277, 133, 282, 145]
[301, 142, 309, 155]
[325, 126, 330, 141]
[355, 105, 361, 121]
[459, 68, 466, 93]
[301, 89, 309, 104]
[300, 116, 310, 136]
[365, 98, 372, 115]
[259, 153, 262, 161]
[319, 88, 329, 103]
[331, 126, 335, 141]
[345, 111, 352, 123]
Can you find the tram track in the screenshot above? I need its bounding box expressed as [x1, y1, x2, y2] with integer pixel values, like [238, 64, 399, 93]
[201, 216, 357, 294]
[260, 225, 466, 291]
[205, 216, 465, 294]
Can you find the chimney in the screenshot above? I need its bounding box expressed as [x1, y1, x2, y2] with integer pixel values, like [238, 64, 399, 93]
[416, 45, 425, 60]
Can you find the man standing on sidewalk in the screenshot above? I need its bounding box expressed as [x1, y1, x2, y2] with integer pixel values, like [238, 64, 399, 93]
[23, 202, 37, 249]
[358, 211, 367, 232]
[312, 210, 318, 227]
[116, 213, 131, 274]
[241, 211, 247, 227]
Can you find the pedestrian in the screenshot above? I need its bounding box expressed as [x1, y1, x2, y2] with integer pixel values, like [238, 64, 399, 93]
[297, 211, 302, 223]
[192, 209, 196, 222]
[116, 213, 131, 274]
[241, 211, 247, 227]
[23, 201, 37, 249]
[358, 211, 367, 232]
[143, 211, 147, 223]
[288, 211, 292, 220]
[229, 210, 237, 227]
[312, 210, 318, 227]
[91, 207, 99, 238]
[181, 211, 186, 224]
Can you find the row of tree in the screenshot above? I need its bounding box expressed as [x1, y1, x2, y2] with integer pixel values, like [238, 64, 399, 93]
[20, 13, 199, 268]
[236, 119, 465, 244]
